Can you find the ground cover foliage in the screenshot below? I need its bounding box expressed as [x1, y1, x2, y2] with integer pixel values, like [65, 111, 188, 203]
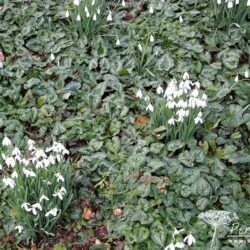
[0, 0, 250, 249]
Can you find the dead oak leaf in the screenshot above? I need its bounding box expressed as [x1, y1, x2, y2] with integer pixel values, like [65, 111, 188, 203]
[134, 115, 148, 126]
[83, 207, 95, 220]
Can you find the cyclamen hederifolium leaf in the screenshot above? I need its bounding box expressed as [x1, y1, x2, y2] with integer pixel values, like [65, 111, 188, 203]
[150, 221, 167, 247]
[191, 178, 212, 196]
[156, 53, 174, 71]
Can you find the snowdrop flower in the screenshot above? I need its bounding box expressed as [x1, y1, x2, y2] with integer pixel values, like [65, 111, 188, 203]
[179, 16, 183, 23]
[65, 10, 69, 18]
[53, 187, 67, 200]
[217, 0, 221, 4]
[48, 155, 56, 165]
[77, 14, 81, 21]
[168, 117, 175, 125]
[21, 202, 31, 212]
[228, 0, 233, 8]
[149, 6, 154, 14]
[11, 171, 18, 178]
[93, 13, 97, 21]
[184, 233, 196, 246]
[173, 228, 185, 236]
[156, 86, 164, 94]
[2, 136, 11, 146]
[85, 6, 89, 13]
[245, 70, 249, 78]
[15, 225, 24, 234]
[194, 112, 203, 124]
[28, 139, 35, 151]
[50, 53, 55, 61]
[122, 0, 126, 7]
[42, 158, 50, 168]
[107, 11, 112, 21]
[47, 142, 69, 155]
[74, 0, 80, 6]
[183, 72, 189, 80]
[116, 38, 121, 46]
[5, 157, 16, 167]
[92, 0, 95, 5]
[138, 43, 142, 52]
[164, 243, 175, 250]
[166, 100, 176, 109]
[45, 208, 59, 217]
[12, 147, 21, 156]
[195, 81, 200, 89]
[39, 195, 49, 202]
[191, 88, 199, 98]
[55, 173, 65, 182]
[31, 203, 42, 215]
[3, 177, 15, 188]
[247, 0, 250, 6]
[97, 8, 100, 14]
[144, 95, 150, 101]
[0, 62, 3, 68]
[201, 93, 207, 100]
[146, 103, 154, 112]
[23, 168, 36, 177]
[0, 164, 2, 170]
[150, 34, 154, 43]
[33, 149, 47, 159]
[136, 89, 143, 99]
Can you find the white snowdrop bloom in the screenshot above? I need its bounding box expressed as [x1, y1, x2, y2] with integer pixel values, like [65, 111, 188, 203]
[65, 10, 69, 18]
[176, 100, 188, 108]
[175, 242, 185, 248]
[136, 89, 143, 99]
[50, 53, 55, 61]
[217, 0, 221, 4]
[97, 8, 100, 14]
[23, 168, 36, 177]
[156, 86, 164, 94]
[116, 38, 121, 46]
[194, 115, 203, 124]
[39, 195, 49, 202]
[122, 0, 126, 7]
[146, 103, 154, 112]
[166, 100, 176, 109]
[176, 109, 187, 119]
[164, 81, 177, 97]
[48, 155, 56, 165]
[22, 158, 30, 166]
[15, 225, 24, 234]
[228, 0, 233, 8]
[45, 208, 59, 217]
[168, 117, 175, 125]
[36, 161, 43, 168]
[77, 14, 81, 21]
[184, 233, 196, 246]
[235, 75, 239, 82]
[92, 0, 95, 5]
[55, 173, 65, 183]
[53, 187, 67, 200]
[201, 93, 207, 100]
[93, 13, 97, 21]
[21, 202, 31, 212]
[74, 0, 80, 6]
[191, 88, 199, 98]
[150, 34, 154, 43]
[42, 158, 51, 168]
[183, 72, 189, 80]
[49, 142, 69, 155]
[247, 0, 250, 6]
[164, 243, 175, 250]
[245, 70, 249, 78]
[173, 228, 185, 236]
[2, 136, 11, 146]
[0, 164, 2, 170]
[179, 16, 183, 23]
[149, 6, 154, 14]
[33, 149, 47, 159]
[144, 95, 150, 101]
[2, 153, 6, 160]
[107, 11, 112, 21]
[0, 62, 3, 68]
[138, 43, 143, 52]
[5, 157, 16, 167]
[27, 139, 35, 151]
[11, 171, 18, 179]
[3, 177, 15, 188]
[12, 147, 21, 156]
[31, 203, 42, 215]
[85, 6, 89, 13]
[195, 81, 200, 89]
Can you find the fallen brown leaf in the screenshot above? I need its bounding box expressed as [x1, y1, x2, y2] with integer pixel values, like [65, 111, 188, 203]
[113, 208, 124, 216]
[134, 115, 148, 126]
[83, 207, 94, 220]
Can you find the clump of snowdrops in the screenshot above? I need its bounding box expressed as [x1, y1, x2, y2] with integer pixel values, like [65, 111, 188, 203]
[208, 0, 250, 28]
[65, 0, 109, 39]
[136, 72, 207, 141]
[0, 137, 73, 240]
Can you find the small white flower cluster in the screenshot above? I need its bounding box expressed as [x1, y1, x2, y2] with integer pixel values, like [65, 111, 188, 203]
[217, 0, 250, 8]
[164, 228, 196, 250]
[1, 137, 70, 233]
[137, 72, 207, 125]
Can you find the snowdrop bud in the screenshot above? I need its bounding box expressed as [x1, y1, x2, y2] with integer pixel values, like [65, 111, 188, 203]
[247, 0, 250, 6]
[184, 233, 196, 246]
[85, 6, 89, 13]
[65, 10, 69, 18]
[228, 0, 233, 8]
[122, 0, 126, 7]
[149, 6, 154, 14]
[136, 89, 143, 99]
[97, 8, 100, 14]
[0, 62, 3, 68]
[50, 53, 55, 61]
[179, 16, 183, 23]
[150, 34, 154, 43]
[138, 43, 142, 52]
[235, 75, 239, 82]
[93, 13, 97, 21]
[0, 164, 2, 170]
[183, 72, 189, 80]
[107, 11, 112, 21]
[116, 38, 120, 46]
[217, 0, 221, 4]
[144, 95, 150, 101]
[77, 14, 81, 21]
[92, 0, 95, 5]
[245, 70, 249, 78]
[156, 86, 163, 94]
[146, 103, 154, 112]
[74, 0, 80, 6]
[236, 0, 239, 4]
